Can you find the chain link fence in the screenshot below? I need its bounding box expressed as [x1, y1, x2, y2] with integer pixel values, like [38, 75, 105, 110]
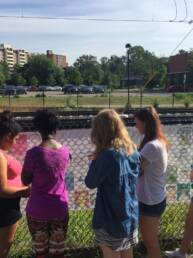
[9, 121, 193, 257]
[1, 91, 193, 113]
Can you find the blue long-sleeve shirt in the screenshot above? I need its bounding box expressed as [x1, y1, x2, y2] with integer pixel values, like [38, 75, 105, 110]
[85, 148, 140, 238]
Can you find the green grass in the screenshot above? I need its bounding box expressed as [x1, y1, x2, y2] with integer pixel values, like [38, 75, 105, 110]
[10, 203, 191, 258]
[1, 93, 193, 112]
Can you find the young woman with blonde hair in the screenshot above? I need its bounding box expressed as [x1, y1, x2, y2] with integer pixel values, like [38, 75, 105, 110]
[85, 109, 140, 258]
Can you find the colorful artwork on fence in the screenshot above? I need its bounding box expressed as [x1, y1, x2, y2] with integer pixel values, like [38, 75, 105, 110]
[10, 125, 193, 210]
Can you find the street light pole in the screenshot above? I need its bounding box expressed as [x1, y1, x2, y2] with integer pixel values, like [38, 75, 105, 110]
[125, 43, 131, 107]
[76, 89, 79, 115]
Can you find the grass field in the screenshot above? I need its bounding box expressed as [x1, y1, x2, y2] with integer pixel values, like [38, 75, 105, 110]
[10, 203, 191, 258]
[1, 93, 193, 111]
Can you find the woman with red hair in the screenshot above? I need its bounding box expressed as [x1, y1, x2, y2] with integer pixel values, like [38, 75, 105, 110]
[135, 107, 168, 258]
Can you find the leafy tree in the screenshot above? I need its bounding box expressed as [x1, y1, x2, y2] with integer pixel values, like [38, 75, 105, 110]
[11, 73, 26, 86]
[23, 55, 57, 85]
[0, 45, 170, 90]
[0, 72, 5, 86]
[0, 62, 10, 82]
[46, 75, 56, 86]
[0, 62, 10, 85]
[29, 76, 39, 86]
[178, 49, 187, 55]
[74, 55, 103, 85]
[55, 68, 66, 86]
[65, 67, 83, 85]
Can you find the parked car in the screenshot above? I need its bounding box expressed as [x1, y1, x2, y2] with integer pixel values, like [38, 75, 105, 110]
[53, 86, 63, 92]
[63, 85, 79, 94]
[28, 85, 38, 92]
[38, 86, 47, 92]
[45, 86, 53, 91]
[4, 85, 16, 95]
[16, 86, 27, 95]
[93, 85, 105, 94]
[80, 86, 94, 94]
[167, 85, 184, 93]
[0, 86, 5, 95]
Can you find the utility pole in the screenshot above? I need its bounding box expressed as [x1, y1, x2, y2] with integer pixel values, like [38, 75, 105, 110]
[125, 43, 131, 107]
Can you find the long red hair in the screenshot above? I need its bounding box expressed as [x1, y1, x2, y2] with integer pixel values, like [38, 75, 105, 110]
[135, 107, 169, 150]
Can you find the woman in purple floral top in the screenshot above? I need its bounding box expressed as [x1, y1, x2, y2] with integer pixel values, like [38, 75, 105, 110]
[21, 110, 71, 258]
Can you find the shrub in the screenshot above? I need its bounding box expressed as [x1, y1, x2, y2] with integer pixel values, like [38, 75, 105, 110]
[35, 93, 46, 98]
[153, 98, 159, 108]
[184, 98, 191, 108]
[13, 94, 20, 98]
[66, 96, 72, 108]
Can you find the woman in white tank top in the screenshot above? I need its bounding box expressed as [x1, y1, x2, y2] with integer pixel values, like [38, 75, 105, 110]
[135, 107, 168, 258]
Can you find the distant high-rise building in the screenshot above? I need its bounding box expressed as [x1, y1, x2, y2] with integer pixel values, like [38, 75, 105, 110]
[47, 50, 68, 69]
[0, 43, 29, 71]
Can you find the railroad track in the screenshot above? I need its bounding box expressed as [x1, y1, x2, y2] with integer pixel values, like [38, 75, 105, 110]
[11, 107, 193, 118]
[16, 114, 193, 131]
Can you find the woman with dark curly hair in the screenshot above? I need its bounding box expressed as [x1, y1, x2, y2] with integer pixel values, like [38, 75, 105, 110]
[22, 109, 71, 258]
[0, 111, 29, 258]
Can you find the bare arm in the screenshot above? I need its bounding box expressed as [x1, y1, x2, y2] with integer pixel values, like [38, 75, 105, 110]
[0, 153, 29, 198]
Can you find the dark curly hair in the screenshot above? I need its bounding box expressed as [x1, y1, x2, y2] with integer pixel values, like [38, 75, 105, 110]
[33, 109, 59, 140]
[0, 110, 21, 138]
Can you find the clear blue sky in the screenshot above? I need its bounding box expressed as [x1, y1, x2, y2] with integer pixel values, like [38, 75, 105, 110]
[0, 0, 193, 64]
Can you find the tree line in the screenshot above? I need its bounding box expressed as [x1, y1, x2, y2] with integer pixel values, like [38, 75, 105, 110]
[0, 45, 169, 89]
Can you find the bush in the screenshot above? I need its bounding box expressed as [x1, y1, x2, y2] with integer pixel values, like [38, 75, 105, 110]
[13, 94, 20, 98]
[174, 93, 185, 101]
[100, 94, 108, 98]
[35, 93, 46, 98]
[184, 98, 191, 108]
[66, 96, 72, 108]
[153, 98, 159, 108]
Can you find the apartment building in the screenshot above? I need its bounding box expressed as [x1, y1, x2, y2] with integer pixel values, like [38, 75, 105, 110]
[47, 50, 68, 69]
[0, 43, 29, 71]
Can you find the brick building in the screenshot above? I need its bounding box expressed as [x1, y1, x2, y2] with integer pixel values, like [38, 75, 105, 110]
[46, 50, 68, 69]
[168, 53, 191, 88]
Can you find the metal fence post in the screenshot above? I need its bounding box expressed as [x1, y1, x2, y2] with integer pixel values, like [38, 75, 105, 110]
[76, 90, 79, 115]
[108, 89, 111, 109]
[8, 91, 11, 110]
[172, 93, 175, 108]
[43, 89, 45, 109]
[140, 86, 143, 108]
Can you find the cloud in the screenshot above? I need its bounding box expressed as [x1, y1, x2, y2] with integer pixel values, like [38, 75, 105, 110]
[0, 0, 193, 64]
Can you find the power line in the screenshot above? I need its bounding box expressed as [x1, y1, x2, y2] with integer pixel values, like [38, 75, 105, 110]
[170, 26, 193, 55]
[170, 0, 178, 21]
[0, 14, 192, 24]
[152, 0, 156, 21]
[181, 0, 188, 22]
